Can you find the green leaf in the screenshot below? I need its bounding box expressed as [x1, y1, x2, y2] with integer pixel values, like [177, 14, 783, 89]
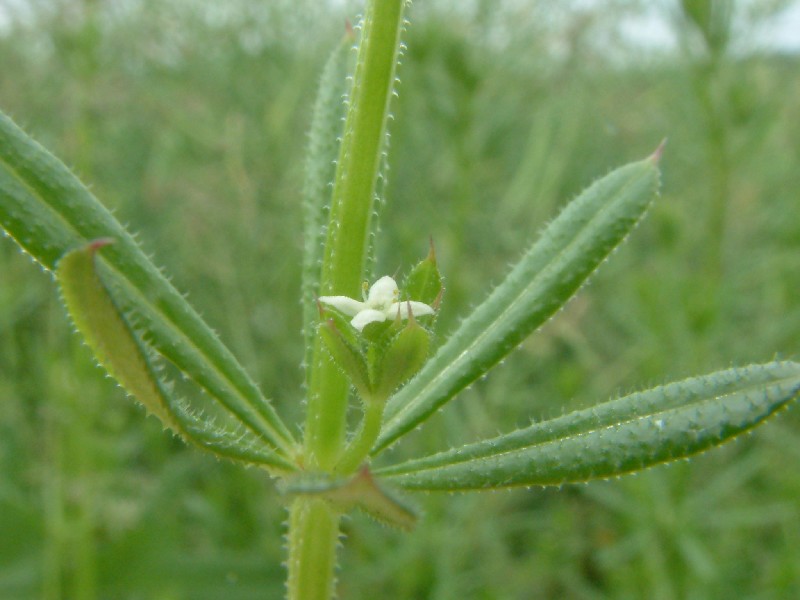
[171, 399, 297, 471]
[56, 241, 297, 473]
[57, 241, 176, 427]
[302, 29, 355, 383]
[281, 468, 418, 531]
[0, 110, 296, 456]
[375, 362, 800, 490]
[375, 152, 662, 453]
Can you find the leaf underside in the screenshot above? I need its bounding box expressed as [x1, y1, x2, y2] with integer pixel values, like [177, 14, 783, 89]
[56, 243, 297, 473]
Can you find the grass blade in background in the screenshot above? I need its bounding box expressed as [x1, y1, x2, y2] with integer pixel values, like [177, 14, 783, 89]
[0, 110, 296, 456]
[377, 361, 800, 490]
[375, 150, 662, 452]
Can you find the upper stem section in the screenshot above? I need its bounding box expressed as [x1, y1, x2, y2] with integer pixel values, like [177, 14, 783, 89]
[303, 0, 408, 467]
[321, 0, 406, 298]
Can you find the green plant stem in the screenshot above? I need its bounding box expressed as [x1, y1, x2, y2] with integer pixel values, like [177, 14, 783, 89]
[286, 498, 340, 600]
[291, 2, 407, 597]
[335, 398, 385, 475]
[303, 0, 406, 469]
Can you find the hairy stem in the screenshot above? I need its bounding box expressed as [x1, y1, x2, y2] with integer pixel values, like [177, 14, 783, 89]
[303, 0, 406, 468]
[290, 1, 407, 598]
[286, 498, 340, 600]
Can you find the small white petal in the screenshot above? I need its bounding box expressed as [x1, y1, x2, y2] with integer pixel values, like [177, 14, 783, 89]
[351, 309, 388, 331]
[390, 301, 435, 319]
[367, 276, 399, 308]
[318, 296, 365, 316]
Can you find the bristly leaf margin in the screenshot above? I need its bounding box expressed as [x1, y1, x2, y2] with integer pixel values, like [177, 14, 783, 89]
[375, 361, 800, 490]
[56, 241, 297, 473]
[376, 150, 662, 453]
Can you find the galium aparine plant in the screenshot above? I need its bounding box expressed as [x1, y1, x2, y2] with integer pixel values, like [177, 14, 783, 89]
[0, 1, 797, 598]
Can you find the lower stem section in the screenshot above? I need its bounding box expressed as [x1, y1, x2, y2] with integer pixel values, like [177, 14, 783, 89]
[286, 497, 341, 600]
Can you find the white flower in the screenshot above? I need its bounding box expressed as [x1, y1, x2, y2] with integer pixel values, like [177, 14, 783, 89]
[319, 275, 435, 332]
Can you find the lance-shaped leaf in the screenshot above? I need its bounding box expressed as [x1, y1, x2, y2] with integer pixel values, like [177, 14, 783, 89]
[56, 241, 297, 473]
[375, 150, 662, 452]
[58, 240, 175, 427]
[375, 362, 800, 490]
[302, 28, 355, 380]
[0, 110, 295, 456]
[280, 467, 418, 531]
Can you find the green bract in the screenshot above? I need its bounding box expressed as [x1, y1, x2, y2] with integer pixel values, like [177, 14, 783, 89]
[319, 270, 438, 404]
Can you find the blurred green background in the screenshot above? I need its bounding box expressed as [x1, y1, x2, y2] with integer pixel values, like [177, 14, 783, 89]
[1, 0, 799, 598]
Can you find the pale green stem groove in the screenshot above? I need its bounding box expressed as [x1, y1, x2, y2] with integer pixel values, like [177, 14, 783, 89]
[286, 498, 341, 600]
